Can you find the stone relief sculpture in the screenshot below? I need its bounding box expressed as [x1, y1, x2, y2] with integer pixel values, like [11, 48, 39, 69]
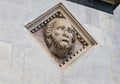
[44, 18, 76, 58]
[25, 3, 97, 69]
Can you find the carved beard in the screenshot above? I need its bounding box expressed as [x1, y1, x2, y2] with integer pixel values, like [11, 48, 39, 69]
[52, 36, 71, 53]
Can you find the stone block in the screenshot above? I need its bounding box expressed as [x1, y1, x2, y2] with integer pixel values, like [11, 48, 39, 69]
[114, 5, 120, 23]
[108, 65, 120, 84]
[62, 78, 89, 84]
[84, 24, 104, 45]
[85, 8, 99, 27]
[62, 1, 87, 24]
[0, 41, 12, 66]
[63, 46, 117, 82]
[0, 0, 61, 49]
[0, 41, 21, 84]
[98, 11, 114, 32]
[103, 31, 116, 48]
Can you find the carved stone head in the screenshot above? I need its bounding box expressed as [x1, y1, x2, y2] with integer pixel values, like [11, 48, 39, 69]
[44, 18, 76, 58]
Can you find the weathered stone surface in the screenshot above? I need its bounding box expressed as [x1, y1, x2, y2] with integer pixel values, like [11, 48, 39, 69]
[0, 41, 12, 66]
[84, 24, 104, 45]
[62, 78, 89, 84]
[0, 0, 119, 84]
[98, 12, 115, 32]
[0, 41, 21, 84]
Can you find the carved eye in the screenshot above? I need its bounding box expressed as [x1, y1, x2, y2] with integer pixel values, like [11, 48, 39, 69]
[67, 27, 72, 33]
[61, 26, 65, 30]
[61, 27, 64, 30]
[57, 26, 65, 30]
[57, 26, 61, 30]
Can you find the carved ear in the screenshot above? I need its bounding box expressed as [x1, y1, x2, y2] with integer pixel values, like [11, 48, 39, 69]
[45, 27, 52, 47]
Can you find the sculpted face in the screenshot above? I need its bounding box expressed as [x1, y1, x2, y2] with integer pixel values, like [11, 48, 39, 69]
[45, 18, 76, 58]
[52, 19, 74, 50]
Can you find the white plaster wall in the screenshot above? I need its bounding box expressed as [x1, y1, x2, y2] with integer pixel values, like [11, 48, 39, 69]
[0, 0, 119, 84]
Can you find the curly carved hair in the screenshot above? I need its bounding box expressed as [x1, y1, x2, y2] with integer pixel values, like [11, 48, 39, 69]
[44, 18, 76, 47]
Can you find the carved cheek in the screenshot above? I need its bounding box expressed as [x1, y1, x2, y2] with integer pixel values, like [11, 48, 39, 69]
[53, 29, 63, 37]
[68, 33, 72, 38]
[69, 34, 74, 42]
[54, 32, 59, 37]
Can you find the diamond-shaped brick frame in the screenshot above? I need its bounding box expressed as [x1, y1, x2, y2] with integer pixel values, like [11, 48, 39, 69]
[25, 3, 97, 70]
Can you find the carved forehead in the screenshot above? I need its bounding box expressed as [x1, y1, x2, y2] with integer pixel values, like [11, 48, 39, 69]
[48, 18, 72, 28]
[54, 18, 70, 23]
[46, 18, 75, 36]
[52, 18, 72, 28]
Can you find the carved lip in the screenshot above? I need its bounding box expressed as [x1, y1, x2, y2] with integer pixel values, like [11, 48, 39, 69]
[62, 39, 69, 43]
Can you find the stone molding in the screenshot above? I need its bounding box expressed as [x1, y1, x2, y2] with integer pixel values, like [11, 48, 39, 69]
[25, 3, 97, 70]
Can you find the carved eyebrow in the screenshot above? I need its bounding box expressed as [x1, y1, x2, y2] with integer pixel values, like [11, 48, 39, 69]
[68, 27, 71, 29]
[57, 26, 65, 29]
[68, 27, 72, 30]
[67, 27, 72, 32]
[62, 26, 65, 29]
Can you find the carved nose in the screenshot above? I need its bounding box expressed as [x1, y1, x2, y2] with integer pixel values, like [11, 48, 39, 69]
[63, 31, 69, 38]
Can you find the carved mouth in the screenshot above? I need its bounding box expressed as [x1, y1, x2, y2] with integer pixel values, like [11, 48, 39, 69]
[62, 39, 69, 43]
